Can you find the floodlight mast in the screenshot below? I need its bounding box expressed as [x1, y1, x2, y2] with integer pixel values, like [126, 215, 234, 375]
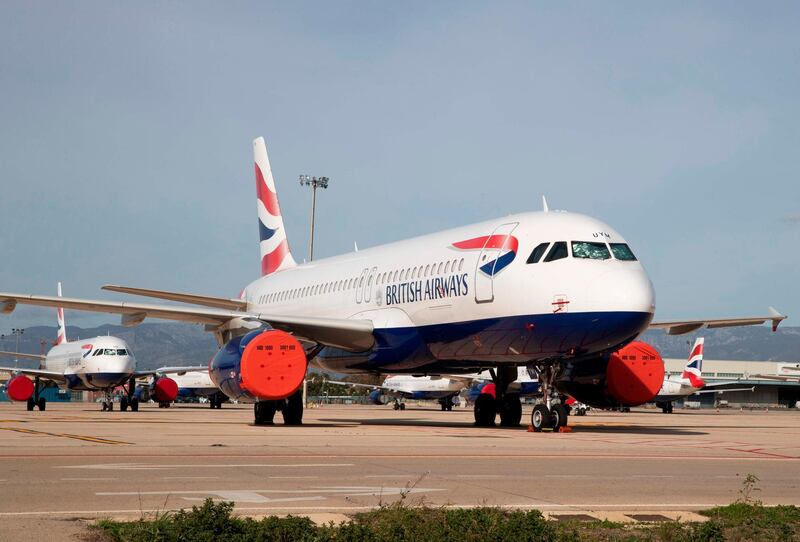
[298, 175, 329, 262]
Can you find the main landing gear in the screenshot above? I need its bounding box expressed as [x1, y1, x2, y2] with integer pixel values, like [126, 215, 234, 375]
[528, 364, 569, 432]
[208, 393, 224, 409]
[119, 377, 139, 412]
[254, 389, 304, 426]
[393, 399, 406, 411]
[26, 377, 46, 411]
[473, 367, 523, 427]
[438, 396, 456, 411]
[657, 401, 674, 414]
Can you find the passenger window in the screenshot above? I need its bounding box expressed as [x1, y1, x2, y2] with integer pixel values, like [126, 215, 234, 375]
[437, 262, 443, 274]
[610, 243, 637, 261]
[459, 258, 464, 271]
[543, 242, 568, 262]
[445, 261, 451, 274]
[424, 264, 430, 276]
[526, 242, 550, 264]
[572, 241, 611, 260]
[400, 269, 406, 281]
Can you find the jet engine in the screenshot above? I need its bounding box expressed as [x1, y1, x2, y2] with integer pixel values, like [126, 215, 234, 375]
[209, 329, 307, 402]
[368, 389, 386, 405]
[556, 341, 665, 409]
[6, 375, 34, 402]
[151, 376, 179, 403]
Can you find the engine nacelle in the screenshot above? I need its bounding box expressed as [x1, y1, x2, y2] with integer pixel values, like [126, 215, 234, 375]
[556, 341, 665, 408]
[152, 377, 178, 403]
[6, 375, 34, 402]
[210, 329, 307, 402]
[368, 389, 386, 405]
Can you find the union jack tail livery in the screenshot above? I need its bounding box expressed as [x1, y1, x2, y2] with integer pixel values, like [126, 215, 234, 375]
[681, 337, 705, 388]
[254, 137, 296, 276]
[56, 282, 67, 345]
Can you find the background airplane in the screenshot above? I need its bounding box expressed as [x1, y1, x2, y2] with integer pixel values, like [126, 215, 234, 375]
[0, 138, 786, 431]
[0, 284, 201, 411]
[330, 374, 468, 411]
[653, 337, 755, 413]
[138, 369, 228, 409]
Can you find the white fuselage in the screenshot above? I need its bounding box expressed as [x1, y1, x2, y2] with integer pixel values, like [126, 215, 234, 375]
[241, 211, 656, 374]
[171, 370, 218, 398]
[654, 377, 700, 402]
[43, 336, 136, 391]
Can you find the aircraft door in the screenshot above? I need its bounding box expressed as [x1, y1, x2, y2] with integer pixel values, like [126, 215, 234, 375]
[363, 267, 377, 304]
[474, 222, 519, 303]
[355, 268, 368, 304]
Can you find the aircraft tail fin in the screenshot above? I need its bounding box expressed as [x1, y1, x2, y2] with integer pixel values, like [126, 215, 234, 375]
[253, 137, 297, 276]
[681, 337, 704, 387]
[56, 282, 67, 345]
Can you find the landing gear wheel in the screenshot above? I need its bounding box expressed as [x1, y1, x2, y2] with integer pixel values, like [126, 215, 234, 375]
[120, 396, 129, 412]
[399, 402, 406, 411]
[667, 403, 673, 414]
[282, 390, 304, 425]
[254, 401, 277, 425]
[474, 393, 497, 426]
[531, 404, 550, 432]
[130, 398, 139, 412]
[37, 397, 46, 411]
[209, 396, 217, 409]
[26, 398, 35, 411]
[106, 400, 113, 411]
[499, 393, 522, 427]
[551, 404, 569, 431]
[393, 401, 400, 411]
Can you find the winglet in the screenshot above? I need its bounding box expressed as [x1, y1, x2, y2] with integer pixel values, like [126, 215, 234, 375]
[542, 195, 549, 213]
[768, 306, 786, 332]
[56, 282, 67, 344]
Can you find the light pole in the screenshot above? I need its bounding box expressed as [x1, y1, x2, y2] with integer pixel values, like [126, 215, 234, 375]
[11, 328, 24, 365]
[298, 175, 329, 262]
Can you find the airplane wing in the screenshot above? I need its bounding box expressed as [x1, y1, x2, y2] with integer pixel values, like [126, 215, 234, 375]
[749, 374, 800, 382]
[327, 380, 382, 391]
[649, 307, 786, 335]
[0, 366, 66, 382]
[694, 386, 754, 395]
[0, 292, 374, 351]
[134, 366, 210, 379]
[0, 350, 46, 361]
[102, 285, 247, 311]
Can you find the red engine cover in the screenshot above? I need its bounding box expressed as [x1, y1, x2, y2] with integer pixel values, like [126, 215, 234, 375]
[240, 330, 307, 400]
[152, 377, 178, 403]
[606, 341, 665, 406]
[6, 375, 34, 402]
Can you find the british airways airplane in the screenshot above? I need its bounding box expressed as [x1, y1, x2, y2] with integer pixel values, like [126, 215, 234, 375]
[0, 138, 786, 431]
[0, 284, 196, 411]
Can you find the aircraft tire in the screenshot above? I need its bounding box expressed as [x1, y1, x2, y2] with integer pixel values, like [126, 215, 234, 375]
[130, 398, 139, 412]
[551, 404, 569, 431]
[667, 403, 673, 414]
[254, 401, 277, 425]
[120, 396, 129, 412]
[107, 401, 113, 411]
[499, 393, 522, 427]
[399, 403, 406, 411]
[474, 393, 497, 426]
[283, 391, 303, 425]
[26, 398, 35, 411]
[530, 404, 549, 432]
[37, 397, 46, 411]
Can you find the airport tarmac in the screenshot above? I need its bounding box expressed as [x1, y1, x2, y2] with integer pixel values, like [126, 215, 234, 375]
[0, 402, 798, 538]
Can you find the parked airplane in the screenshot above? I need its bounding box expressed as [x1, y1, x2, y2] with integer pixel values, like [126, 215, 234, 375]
[0, 284, 197, 411]
[141, 369, 227, 408]
[653, 337, 755, 413]
[330, 375, 468, 411]
[0, 138, 786, 430]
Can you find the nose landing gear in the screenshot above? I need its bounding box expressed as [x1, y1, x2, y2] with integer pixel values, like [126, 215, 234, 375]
[527, 363, 569, 432]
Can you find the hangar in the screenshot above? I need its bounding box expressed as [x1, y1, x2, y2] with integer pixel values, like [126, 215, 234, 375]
[663, 358, 800, 409]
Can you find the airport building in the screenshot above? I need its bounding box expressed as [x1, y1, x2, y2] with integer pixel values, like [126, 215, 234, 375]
[663, 358, 800, 409]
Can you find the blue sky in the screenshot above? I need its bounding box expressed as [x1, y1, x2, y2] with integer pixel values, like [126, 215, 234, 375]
[1, 1, 798, 333]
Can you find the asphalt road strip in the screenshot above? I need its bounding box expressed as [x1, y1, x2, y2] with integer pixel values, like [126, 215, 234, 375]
[0, 427, 131, 445]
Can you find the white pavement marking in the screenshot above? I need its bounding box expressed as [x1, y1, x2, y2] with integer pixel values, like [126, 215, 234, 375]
[96, 486, 444, 503]
[164, 476, 220, 480]
[57, 463, 354, 471]
[61, 477, 119, 481]
[269, 476, 319, 479]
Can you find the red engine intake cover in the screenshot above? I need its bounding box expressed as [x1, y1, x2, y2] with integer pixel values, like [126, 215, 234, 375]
[6, 375, 34, 402]
[606, 341, 665, 406]
[240, 330, 307, 400]
[152, 377, 178, 403]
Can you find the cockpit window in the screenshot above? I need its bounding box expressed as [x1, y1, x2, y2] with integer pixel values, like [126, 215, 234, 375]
[526, 243, 550, 264]
[543, 241, 568, 262]
[93, 349, 103, 356]
[104, 349, 117, 356]
[572, 241, 611, 260]
[610, 243, 637, 261]
[117, 349, 128, 356]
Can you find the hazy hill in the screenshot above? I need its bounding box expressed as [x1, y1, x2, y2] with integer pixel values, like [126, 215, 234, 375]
[2, 323, 797, 371]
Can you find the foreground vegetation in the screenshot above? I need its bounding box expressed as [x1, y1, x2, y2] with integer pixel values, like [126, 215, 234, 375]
[93, 499, 800, 542]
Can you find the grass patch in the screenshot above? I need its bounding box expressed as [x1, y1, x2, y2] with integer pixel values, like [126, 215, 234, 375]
[92, 499, 800, 542]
